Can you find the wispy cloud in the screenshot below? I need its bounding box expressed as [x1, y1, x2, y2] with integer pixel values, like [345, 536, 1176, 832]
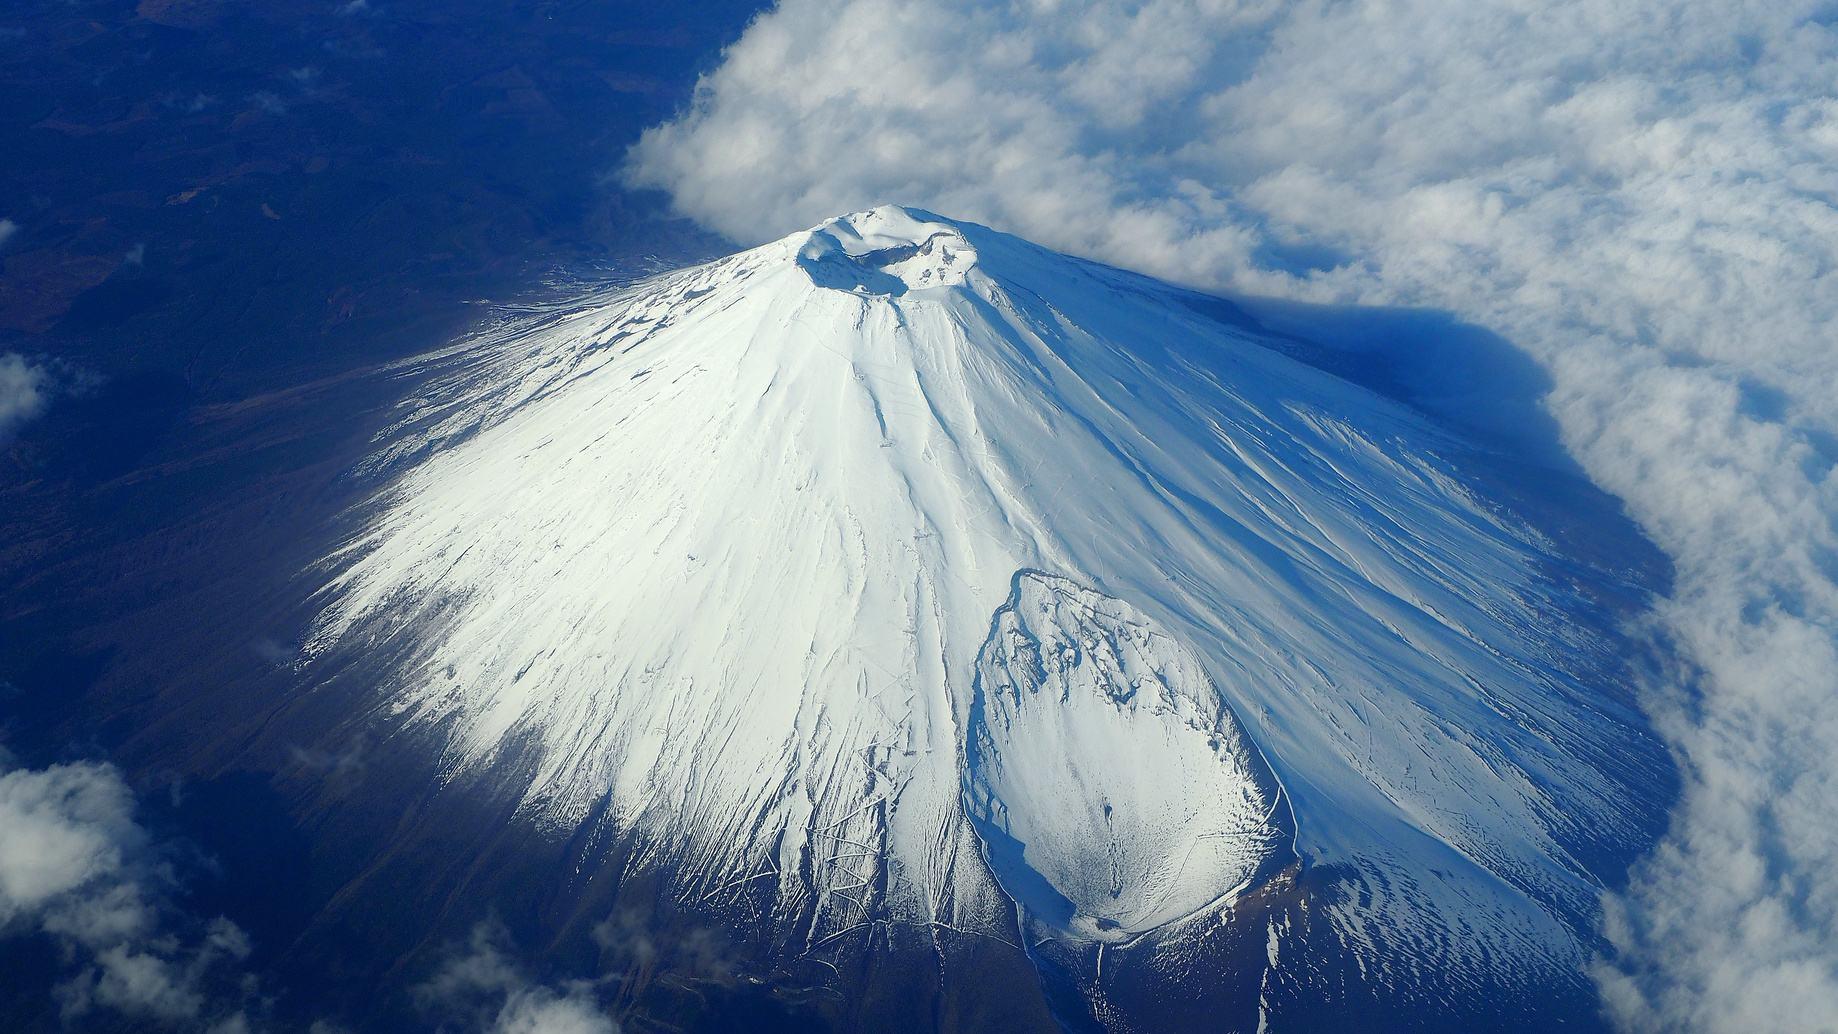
[629, 2, 1838, 1029]
[418, 923, 618, 1034]
[0, 352, 50, 441]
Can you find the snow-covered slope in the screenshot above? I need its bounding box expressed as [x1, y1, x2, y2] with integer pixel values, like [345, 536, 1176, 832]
[306, 206, 1667, 1020]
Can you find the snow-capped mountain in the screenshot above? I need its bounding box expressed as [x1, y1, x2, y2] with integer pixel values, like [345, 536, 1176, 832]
[305, 206, 1669, 1029]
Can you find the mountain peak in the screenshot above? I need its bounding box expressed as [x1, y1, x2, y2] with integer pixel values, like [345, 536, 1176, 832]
[307, 214, 1668, 1014]
[795, 205, 980, 295]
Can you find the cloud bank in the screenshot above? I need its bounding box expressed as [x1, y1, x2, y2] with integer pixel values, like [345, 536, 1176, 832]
[629, 1, 1838, 1029]
[0, 758, 261, 1029]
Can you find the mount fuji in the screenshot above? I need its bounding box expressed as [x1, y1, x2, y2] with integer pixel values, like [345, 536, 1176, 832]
[300, 205, 1672, 1031]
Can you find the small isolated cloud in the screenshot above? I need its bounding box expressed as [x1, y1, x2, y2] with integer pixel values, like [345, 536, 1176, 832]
[0, 759, 261, 1028]
[0, 217, 18, 250]
[285, 732, 368, 791]
[0, 352, 50, 441]
[419, 923, 617, 1034]
[631, 2, 1838, 1030]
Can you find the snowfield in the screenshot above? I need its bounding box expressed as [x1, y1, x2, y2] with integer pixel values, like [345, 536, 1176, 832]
[306, 206, 1670, 1018]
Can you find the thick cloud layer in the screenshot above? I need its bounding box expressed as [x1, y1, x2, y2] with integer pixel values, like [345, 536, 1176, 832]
[628, 2, 1838, 1029]
[0, 759, 260, 1029]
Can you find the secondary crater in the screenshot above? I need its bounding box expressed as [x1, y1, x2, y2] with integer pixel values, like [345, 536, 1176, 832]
[963, 571, 1295, 943]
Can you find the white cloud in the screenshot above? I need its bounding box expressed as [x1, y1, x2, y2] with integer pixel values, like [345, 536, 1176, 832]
[419, 923, 618, 1034]
[0, 352, 50, 440]
[0, 760, 260, 1028]
[0, 217, 18, 250]
[0, 761, 148, 926]
[490, 990, 617, 1034]
[629, 1, 1838, 1029]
